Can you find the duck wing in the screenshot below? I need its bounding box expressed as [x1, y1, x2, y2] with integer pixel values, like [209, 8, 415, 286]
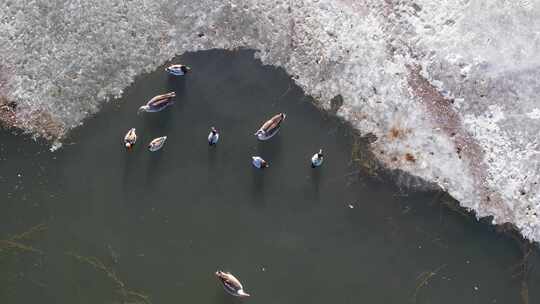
[148, 97, 167, 107]
[152, 136, 166, 145]
[124, 129, 136, 142]
[222, 274, 243, 290]
[260, 114, 281, 131]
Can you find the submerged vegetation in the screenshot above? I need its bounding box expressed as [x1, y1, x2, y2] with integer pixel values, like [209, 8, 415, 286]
[67, 252, 152, 304]
[350, 132, 380, 181]
[0, 223, 47, 255]
[412, 264, 447, 303]
[1, 224, 150, 303]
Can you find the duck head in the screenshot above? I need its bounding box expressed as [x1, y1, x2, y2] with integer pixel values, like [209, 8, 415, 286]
[215, 270, 226, 279]
[125, 142, 132, 150]
[181, 65, 191, 73]
[137, 105, 149, 115]
[211, 127, 218, 134]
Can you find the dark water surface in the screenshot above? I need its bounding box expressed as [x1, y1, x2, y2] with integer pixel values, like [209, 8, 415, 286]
[1, 50, 539, 304]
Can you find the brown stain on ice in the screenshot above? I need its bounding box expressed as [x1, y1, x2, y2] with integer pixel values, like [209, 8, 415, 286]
[0, 66, 64, 140]
[406, 64, 513, 222]
[388, 126, 410, 140]
[0, 99, 64, 141]
[389, 127, 401, 139]
[405, 153, 416, 162]
[0, 96, 17, 127]
[0, 67, 16, 129]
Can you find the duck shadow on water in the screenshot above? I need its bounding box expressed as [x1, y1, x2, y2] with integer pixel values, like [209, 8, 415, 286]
[207, 144, 218, 166]
[250, 169, 267, 207]
[144, 150, 166, 190]
[256, 135, 283, 160]
[214, 289, 243, 304]
[143, 107, 176, 136]
[167, 75, 187, 96]
[206, 145, 222, 184]
[304, 166, 322, 203]
[167, 75, 187, 116]
[122, 147, 143, 195]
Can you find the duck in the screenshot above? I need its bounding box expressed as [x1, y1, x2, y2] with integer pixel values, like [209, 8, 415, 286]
[148, 136, 167, 152]
[252, 156, 269, 169]
[311, 149, 324, 168]
[208, 127, 219, 146]
[123, 128, 137, 150]
[254, 113, 286, 141]
[215, 271, 250, 298]
[138, 92, 176, 114]
[166, 64, 191, 76]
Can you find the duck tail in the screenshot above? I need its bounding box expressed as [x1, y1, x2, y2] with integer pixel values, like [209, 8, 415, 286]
[237, 290, 250, 297]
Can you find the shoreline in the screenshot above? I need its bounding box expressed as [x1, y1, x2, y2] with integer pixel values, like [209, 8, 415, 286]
[1, 0, 538, 242]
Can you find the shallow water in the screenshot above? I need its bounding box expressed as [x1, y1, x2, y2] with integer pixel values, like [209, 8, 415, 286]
[0, 50, 539, 304]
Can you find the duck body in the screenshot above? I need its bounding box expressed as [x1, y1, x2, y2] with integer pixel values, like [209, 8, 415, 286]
[148, 136, 167, 152]
[255, 113, 286, 141]
[166, 64, 191, 76]
[124, 128, 137, 150]
[252, 156, 269, 169]
[138, 92, 176, 114]
[311, 149, 324, 168]
[215, 271, 250, 298]
[208, 127, 219, 146]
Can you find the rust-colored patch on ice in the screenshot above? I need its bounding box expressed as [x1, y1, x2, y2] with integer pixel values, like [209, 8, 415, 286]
[406, 64, 513, 222]
[0, 100, 65, 141]
[405, 153, 416, 162]
[0, 67, 15, 130]
[20, 110, 66, 141]
[0, 96, 17, 127]
[0, 66, 64, 140]
[388, 126, 409, 140]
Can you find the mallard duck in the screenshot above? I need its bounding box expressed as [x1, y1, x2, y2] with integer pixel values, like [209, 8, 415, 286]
[166, 64, 191, 76]
[252, 156, 269, 169]
[138, 92, 176, 114]
[148, 136, 167, 152]
[311, 149, 324, 168]
[215, 271, 250, 297]
[254, 113, 286, 141]
[208, 127, 219, 146]
[123, 128, 137, 150]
